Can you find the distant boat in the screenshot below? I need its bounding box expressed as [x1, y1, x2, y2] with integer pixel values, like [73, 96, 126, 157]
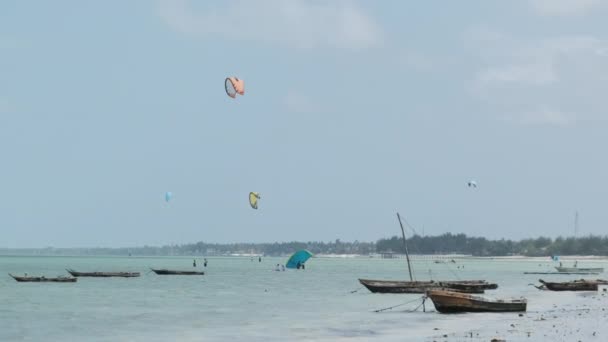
[524, 271, 600, 275]
[150, 269, 205, 275]
[426, 290, 527, 313]
[358, 213, 496, 294]
[358, 279, 496, 294]
[66, 269, 140, 278]
[9, 274, 77, 283]
[555, 266, 603, 273]
[538, 279, 598, 291]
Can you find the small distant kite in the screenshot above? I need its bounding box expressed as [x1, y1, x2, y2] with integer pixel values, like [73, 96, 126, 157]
[467, 181, 477, 188]
[225, 77, 245, 98]
[165, 192, 173, 202]
[249, 192, 260, 210]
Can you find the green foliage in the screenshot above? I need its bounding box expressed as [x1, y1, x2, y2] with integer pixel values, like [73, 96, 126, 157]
[376, 234, 608, 256]
[3, 234, 608, 257]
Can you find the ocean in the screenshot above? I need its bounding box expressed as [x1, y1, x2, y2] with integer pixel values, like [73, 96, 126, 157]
[1, 255, 607, 341]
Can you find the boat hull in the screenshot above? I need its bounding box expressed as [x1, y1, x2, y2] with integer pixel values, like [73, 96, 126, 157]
[358, 279, 494, 294]
[9, 274, 77, 283]
[67, 269, 140, 278]
[539, 279, 598, 291]
[151, 269, 205, 275]
[555, 267, 603, 273]
[426, 290, 526, 313]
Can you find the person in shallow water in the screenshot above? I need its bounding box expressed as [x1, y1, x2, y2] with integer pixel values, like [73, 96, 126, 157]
[193, 259, 197, 267]
[259, 256, 262, 262]
[281, 265, 285, 271]
[275, 264, 280, 271]
[204, 258, 208, 267]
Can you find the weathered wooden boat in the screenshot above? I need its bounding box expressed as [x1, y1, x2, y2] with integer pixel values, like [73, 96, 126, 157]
[358, 278, 495, 294]
[359, 213, 497, 294]
[150, 269, 205, 275]
[524, 271, 599, 275]
[9, 274, 77, 283]
[555, 266, 603, 273]
[66, 269, 140, 278]
[426, 290, 527, 313]
[538, 279, 598, 291]
[447, 281, 498, 291]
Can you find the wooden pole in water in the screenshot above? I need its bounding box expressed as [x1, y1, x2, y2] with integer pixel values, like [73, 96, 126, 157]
[397, 212, 414, 282]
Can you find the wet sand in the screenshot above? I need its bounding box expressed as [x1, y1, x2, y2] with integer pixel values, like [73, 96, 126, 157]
[422, 289, 608, 341]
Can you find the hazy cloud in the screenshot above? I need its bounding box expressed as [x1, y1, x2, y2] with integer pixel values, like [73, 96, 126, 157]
[283, 91, 318, 113]
[478, 63, 557, 86]
[530, 0, 605, 16]
[158, 0, 384, 50]
[470, 31, 608, 125]
[517, 107, 573, 126]
[0, 98, 9, 113]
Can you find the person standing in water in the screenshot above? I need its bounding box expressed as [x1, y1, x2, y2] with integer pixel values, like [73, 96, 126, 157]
[259, 256, 262, 262]
[193, 259, 197, 267]
[204, 258, 208, 267]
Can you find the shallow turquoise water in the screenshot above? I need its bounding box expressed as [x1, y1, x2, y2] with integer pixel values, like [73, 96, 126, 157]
[1, 256, 606, 341]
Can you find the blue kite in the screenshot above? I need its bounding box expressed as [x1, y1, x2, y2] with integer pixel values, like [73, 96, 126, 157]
[286, 250, 313, 269]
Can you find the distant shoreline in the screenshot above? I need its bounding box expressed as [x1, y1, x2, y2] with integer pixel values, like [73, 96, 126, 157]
[2, 252, 608, 260]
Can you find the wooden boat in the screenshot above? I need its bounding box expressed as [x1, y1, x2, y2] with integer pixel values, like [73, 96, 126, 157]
[358, 278, 495, 294]
[426, 290, 527, 313]
[538, 279, 598, 291]
[447, 281, 498, 291]
[524, 271, 599, 275]
[555, 266, 603, 273]
[150, 269, 205, 275]
[66, 269, 140, 278]
[9, 274, 77, 283]
[359, 213, 497, 294]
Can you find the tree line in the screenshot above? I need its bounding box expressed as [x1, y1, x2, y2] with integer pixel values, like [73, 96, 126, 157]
[3, 234, 608, 256]
[377, 233, 608, 256]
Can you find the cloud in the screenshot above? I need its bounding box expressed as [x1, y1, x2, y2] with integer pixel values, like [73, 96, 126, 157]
[395, 50, 436, 72]
[475, 36, 606, 86]
[469, 31, 608, 125]
[157, 0, 384, 50]
[283, 91, 317, 113]
[0, 98, 8, 113]
[515, 107, 573, 126]
[477, 63, 557, 86]
[530, 0, 605, 16]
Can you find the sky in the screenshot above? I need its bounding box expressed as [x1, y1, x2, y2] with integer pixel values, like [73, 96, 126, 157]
[2, 0, 608, 248]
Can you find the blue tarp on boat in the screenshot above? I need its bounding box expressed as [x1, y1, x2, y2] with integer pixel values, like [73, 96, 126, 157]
[286, 250, 313, 269]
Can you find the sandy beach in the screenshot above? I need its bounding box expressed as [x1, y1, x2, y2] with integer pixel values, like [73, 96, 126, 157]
[361, 285, 608, 342]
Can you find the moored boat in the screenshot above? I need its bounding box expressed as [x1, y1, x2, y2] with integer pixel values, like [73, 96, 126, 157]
[358, 213, 496, 294]
[358, 278, 495, 294]
[555, 266, 603, 273]
[524, 271, 599, 275]
[150, 269, 205, 275]
[538, 279, 598, 291]
[9, 274, 77, 283]
[66, 269, 140, 278]
[426, 290, 527, 313]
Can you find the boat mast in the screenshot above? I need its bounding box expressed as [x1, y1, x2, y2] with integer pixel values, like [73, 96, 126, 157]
[396, 212, 414, 281]
[574, 211, 579, 238]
